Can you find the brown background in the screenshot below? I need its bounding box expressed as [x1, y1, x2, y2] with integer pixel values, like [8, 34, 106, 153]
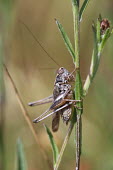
[2, 0, 113, 170]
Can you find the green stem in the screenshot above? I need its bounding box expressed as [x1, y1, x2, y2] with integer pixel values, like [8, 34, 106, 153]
[72, 0, 82, 170]
[75, 114, 82, 170]
[73, 0, 80, 66]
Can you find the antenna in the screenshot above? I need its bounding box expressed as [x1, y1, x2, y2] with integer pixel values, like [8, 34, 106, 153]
[19, 20, 60, 67]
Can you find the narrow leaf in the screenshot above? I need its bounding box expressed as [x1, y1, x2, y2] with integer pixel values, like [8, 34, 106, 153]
[79, 0, 90, 21]
[44, 125, 59, 165]
[55, 19, 76, 61]
[72, 0, 79, 6]
[90, 23, 98, 76]
[101, 28, 111, 50]
[98, 14, 102, 21]
[16, 138, 27, 170]
[92, 21, 96, 34]
[111, 28, 113, 34]
[96, 18, 101, 43]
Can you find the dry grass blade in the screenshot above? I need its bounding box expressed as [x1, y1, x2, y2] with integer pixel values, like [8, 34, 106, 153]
[54, 122, 74, 170]
[4, 64, 52, 170]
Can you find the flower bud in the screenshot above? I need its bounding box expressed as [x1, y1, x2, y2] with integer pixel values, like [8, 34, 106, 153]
[100, 19, 110, 34]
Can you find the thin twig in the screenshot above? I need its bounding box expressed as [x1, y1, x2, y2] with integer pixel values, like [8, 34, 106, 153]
[0, 38, 5, 170]
[54, 122, 74, 170]
[4, 64, 52, 170]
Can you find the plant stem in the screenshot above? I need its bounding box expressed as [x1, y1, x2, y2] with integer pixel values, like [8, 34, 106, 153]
[73, 0, 80, 66]
[72, 0, 82, 170]
[76, 114, 82, 170]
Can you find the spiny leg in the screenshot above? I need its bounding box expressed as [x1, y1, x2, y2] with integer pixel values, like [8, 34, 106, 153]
[33, 102, 72, 123]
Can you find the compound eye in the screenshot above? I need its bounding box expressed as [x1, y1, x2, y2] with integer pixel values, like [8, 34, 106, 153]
[57, 67, 64, 74]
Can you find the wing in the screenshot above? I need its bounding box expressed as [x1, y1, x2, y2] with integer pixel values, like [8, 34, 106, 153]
[50, 87, 71, 110]
[52, 111, 60, 132]
[51, 84, 72, 132]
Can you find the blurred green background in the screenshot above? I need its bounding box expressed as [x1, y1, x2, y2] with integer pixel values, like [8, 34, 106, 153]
[1, 0, 113, 170]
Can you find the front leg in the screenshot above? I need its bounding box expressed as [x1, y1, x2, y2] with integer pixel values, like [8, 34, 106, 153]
[64, 99, 82, 110]
[64, 99, 81, 102]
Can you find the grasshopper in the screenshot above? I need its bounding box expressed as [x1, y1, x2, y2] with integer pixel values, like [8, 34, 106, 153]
[28, 67, 80, 132]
